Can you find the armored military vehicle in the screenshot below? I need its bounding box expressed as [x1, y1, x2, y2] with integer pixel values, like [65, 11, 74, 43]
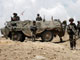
[1, 20, 65, 42]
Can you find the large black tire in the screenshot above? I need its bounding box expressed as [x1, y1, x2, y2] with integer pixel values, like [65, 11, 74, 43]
[11, 32, 25, 42]
[41, 30, 53, 42]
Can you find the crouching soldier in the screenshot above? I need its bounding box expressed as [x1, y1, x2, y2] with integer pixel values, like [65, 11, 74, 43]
[67, 18, 77, 50]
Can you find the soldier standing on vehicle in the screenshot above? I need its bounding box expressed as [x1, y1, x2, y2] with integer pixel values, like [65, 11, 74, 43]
[11, 13, 20, 21]
[67, 18, 77, 50]
[77, 21, 80, 38]
[36, 14, 42, 21]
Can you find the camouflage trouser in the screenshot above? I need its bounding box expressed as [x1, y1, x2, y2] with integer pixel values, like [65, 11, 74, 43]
[69, 35, 76, 49]
[32, 32, 36, 41]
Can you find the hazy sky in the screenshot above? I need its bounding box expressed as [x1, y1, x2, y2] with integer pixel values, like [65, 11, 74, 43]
[0, 0, 80, 28]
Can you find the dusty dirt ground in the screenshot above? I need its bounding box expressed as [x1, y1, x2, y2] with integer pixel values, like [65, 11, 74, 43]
[0, 33, 80, 60]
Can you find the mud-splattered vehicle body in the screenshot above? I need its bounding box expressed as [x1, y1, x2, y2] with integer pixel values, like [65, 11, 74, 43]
[1, 20, 65, 42]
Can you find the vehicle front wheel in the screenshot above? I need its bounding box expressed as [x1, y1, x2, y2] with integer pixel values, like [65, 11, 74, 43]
[41, 30, 53, 42]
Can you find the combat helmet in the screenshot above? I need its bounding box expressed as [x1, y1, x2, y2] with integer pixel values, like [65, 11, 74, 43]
[13, 13, 17, 16]
[69, 18, 74, 22]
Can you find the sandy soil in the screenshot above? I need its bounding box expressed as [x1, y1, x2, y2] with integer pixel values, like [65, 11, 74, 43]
[0, 33, 80, 60]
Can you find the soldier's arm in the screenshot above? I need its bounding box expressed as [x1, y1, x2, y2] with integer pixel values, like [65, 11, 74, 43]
[17, 16, 20, 21]
[77, 24, 79, 29]
[40, 17, 42, 21]
[67, 25, 72, 34]
[40, 17, 42, 20]
[74, 23, 77, 30]
[11, 17, 13, 21]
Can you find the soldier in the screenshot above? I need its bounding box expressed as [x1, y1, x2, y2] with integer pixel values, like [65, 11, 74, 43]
[77, 21, 80, 38]
[67, 18, 77, 50]
[62, 20, 67, 32]
[30, 21, 37, 41]
[11, 13, 20, 21]
[36, 14, 42, 21]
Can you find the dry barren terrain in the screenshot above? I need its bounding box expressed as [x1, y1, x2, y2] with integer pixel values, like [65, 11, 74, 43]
[0, 33, 80, 60]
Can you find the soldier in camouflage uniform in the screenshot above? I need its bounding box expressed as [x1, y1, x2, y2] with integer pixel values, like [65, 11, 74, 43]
[77, 21, 80, 38]
[30, 21, 37, 41]
[11, 13, 20, 21]
[36, 14, 42, 21]
[67, 18, 77, 50]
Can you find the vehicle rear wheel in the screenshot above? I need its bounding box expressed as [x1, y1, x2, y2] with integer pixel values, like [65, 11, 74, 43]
[41, 30, 53, 42]
[11, 32, 25, 42]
